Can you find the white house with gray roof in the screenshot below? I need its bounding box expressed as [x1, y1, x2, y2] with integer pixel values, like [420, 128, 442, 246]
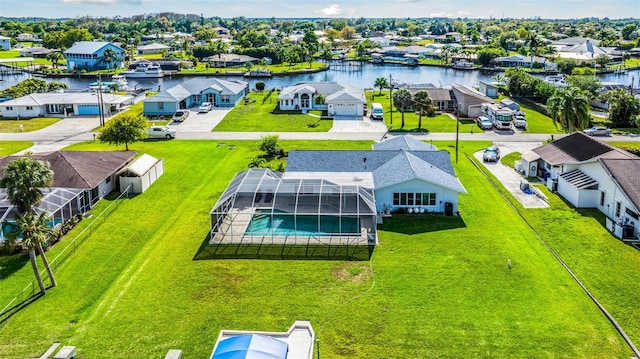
[143, 77, 248, 115]
[278, 82, 366, 120]
[0, 91, 139, 118]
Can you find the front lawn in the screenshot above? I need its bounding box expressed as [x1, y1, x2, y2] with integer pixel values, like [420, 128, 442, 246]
[213, 92, 332, 132]
[0, 141, 33, 155]
[494, 95, 563, 134]
[0, 117, 61, 132]
[0, 139, 633, 358]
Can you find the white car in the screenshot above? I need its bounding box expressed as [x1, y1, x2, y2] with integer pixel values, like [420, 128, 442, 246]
[198, 102, 212, 113]
[583, 126, 611, 136]
[148, 125, 177, 139]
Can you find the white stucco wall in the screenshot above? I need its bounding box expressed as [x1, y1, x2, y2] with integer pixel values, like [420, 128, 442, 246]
[0, 105, 45, 118]
[374, 178, 460, 213]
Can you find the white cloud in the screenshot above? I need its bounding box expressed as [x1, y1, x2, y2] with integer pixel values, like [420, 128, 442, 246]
[316, 4, 343, 16]
[62, 0, 142, 5]
[430, 11, 453, 17]
[457, 10, 471, 17]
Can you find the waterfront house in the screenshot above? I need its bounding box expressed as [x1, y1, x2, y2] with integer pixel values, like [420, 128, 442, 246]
[143, 77, 249, 115]
[278, 82, 366, 120]
[64, 41, 125, 71]
[137, 43, 172, 55]
[451, 83, 492, 117]
[493, 54, 546, 68]
[208, 53, 259, 68]
[0, 35, 11, 50]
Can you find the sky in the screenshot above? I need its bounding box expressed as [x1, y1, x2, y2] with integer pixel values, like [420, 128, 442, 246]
[0, 0, 638, 19]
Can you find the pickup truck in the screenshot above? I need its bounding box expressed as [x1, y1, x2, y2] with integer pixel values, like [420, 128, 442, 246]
[148, 125, 177, 139]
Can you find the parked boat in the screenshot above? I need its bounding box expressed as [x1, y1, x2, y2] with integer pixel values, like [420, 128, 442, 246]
[123, 62, 164, 78]
[89, 74, 130, 92]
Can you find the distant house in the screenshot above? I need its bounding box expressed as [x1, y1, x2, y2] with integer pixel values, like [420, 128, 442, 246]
[143, 77, 249, 115]
[519, 133, 640, 240]
[19, 47, 59, 58]
[0, 91, 139, 118]
[434, 32, 462, 43]
[278, 82, 366, 120]
[64, 41, 125, 70]
[403, 85, 455, 112]
[17, 33, 39, 42]
[137, 43, 172, 55]
[493, 54, 546, 68]
[0, 35, 11, 50]
[208, 53, 259, 68]
[555, 39, 609, 64]
[451, 83, 492, 117]
[479, 81, 500, 98]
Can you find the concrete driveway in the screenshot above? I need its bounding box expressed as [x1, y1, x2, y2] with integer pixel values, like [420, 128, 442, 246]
[329, 116, 387, 133]
[169, 107, 232, 132]
[473, 142, 549, 208]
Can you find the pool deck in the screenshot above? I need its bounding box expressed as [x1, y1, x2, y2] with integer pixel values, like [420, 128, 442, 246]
[211, 208, 375, 246]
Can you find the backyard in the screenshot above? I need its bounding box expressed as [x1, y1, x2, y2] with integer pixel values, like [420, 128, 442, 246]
[213, 91, 333, 132]
[1, 139, 640, 357]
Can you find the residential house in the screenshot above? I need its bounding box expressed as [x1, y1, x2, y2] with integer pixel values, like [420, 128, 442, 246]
[277, 82, 366, 120]
[519, 132, 639, 239]
[402, 84, 455, 112]
[208, 53, 259, 68]
[0, 151, 136, 239]
[63, 41, 125, 70]
[0, 91, 140, 118]
[451, 83, 492, 117]
[143, 77, 249, 115]
[137, 43, 172, 55]
[493, 54, 546, 68]
[19, 47, 59, 58]
[434, 32, 462, 43]
[17, 33, 39, 42]
[555, 39, 609, 64]
[0, 35, 11, 50]
[479, 81, 500, 98]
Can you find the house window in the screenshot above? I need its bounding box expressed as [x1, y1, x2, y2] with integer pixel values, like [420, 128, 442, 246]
[106, 176, 111, 184]
[407, 193, 414, 206]
[626, 208, 639, 220]
[600, 191, 605, 206]
[5, 106, 12, 110]
[220, 95, 230, 103]
[615, 201, 622, 218]
[26, 106, 33, 110]
[393, 192, 436, 206]
[158, 102, 164, 110]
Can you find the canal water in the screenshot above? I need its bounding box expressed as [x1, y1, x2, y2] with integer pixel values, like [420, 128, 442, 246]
[0, 62, 638, 92]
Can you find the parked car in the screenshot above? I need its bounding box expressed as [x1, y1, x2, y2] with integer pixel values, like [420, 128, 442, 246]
[514, 115, 527, 129]
[148, 125, 177, 139]
[198, 102, 212, 113]
[173, 110, 189, 122]
[483, 146, 501, 162]
[477, 116, 493, 130]
[583, 126, 611, 136]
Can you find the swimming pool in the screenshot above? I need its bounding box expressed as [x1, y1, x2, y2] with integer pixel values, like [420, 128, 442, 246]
[245, 211, 360, 237]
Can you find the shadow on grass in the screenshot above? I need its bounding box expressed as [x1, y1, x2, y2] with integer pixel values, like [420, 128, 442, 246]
[378, 214, 466, 235]
[0, 254, 29, 281]
[0, 291, 43, 326]
[193, 233, 374, 261]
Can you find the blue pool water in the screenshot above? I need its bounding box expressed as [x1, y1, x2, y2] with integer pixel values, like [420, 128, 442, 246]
[246, 212, 359, 237]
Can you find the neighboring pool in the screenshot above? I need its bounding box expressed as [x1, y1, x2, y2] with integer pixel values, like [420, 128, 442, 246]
[1, 218, 64, 239]
[246, 211, 360, 237]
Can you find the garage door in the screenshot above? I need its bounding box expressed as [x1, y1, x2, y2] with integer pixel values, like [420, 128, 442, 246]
[333, 104, 359, 116]
[77, 104, 100, 115]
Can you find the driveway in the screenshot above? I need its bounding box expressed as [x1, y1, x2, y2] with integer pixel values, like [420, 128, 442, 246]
[329, 115, 387, 133]
[169, 107, 232, 132]
[473, 142, 549, 208]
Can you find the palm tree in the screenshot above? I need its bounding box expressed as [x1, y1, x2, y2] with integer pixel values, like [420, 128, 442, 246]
[101, 48, 119, 70]
[527, 33, 539, 69]
[1, 156, 56, 295]
[547, 87, 591, 133]
[374, 77, 389, 95]
[393, 88, 412, 129]
[46, 52, 64, 69]
[18, 213, 54, 295]
[413, 90, 431, 129]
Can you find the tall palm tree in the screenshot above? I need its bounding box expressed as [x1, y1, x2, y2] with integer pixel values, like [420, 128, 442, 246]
[101, 48, 118, 70]
[1, 156, 56, 295]
[46, 52, 64, 69]
[393, 88, 412, 129]
[413, 90, 431, 129]
[547, 87, 591, 133]
[527, 33, 539, 70]
[18, 213, 54, 295]
[374, 77, 389, 95]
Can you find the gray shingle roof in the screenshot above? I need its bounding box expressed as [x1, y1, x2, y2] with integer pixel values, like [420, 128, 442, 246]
[278, 82, 365, 103]
[143, 77, 247, 103]
[373, 136, 438, 151]
[532, 132, 634, 165]
[286, 150, 463, 192]
[600, 158, 640, 212]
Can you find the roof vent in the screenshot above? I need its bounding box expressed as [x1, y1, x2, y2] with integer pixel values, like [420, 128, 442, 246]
[363, 157, 367, 162]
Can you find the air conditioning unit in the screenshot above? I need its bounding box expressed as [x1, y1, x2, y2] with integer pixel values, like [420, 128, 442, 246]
[515, 161, 522, 172]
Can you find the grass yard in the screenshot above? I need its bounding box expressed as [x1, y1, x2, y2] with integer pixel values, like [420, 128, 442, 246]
[0, 117, 61, 132]
[213, 92, 332, 132]
[179, 62, 327, 76]
[0, 141, 33, 155]
[494, 95, 563, 134]
[0, 139, 634, 358]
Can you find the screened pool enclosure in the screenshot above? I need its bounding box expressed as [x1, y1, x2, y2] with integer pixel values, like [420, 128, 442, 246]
[210, 169, 377, 246]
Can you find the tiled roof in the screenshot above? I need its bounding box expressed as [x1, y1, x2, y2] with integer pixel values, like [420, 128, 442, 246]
[0, 151, 136, 189]
[600, 158, 640, 212]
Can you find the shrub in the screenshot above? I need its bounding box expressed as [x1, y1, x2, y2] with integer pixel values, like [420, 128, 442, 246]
[255, 82, 265, 91]
[259, 135, 281, 157]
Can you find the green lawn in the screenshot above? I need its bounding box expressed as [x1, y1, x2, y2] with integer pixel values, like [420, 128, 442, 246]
[0, 141, 33, 155]
[494, 95, 563, 134]
[213, 92, 333, 132]
[180, 62, 327, 76]
[0, 139, 634, 358]
[0, 117, 61, 132]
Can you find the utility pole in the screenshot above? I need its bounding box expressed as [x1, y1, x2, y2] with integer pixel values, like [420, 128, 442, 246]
[389, 74, 393, 128]
[97, 74, 105, 127]
[455, 105, 459, 163]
